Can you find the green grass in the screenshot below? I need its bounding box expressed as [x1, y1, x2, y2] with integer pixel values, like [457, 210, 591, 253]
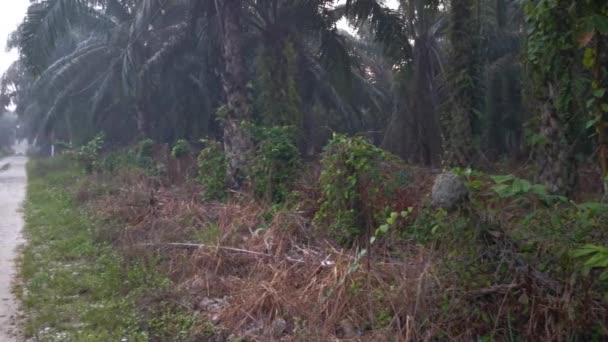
[19, 158, 202, 341]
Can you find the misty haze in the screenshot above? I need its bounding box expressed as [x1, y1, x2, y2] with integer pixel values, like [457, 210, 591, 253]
[1, 0, 608, 341]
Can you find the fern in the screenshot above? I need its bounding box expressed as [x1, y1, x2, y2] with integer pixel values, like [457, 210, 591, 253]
[572, 244, 608, 282]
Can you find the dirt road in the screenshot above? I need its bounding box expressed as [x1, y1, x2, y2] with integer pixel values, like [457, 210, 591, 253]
[0, 156, 27, 341]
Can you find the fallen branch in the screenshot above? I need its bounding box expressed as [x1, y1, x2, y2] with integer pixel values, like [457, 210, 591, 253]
[136, 242, 272, 257]
[467, 283, 521, 298]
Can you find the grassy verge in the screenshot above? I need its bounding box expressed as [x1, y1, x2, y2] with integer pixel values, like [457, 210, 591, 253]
[19, 158, 200, 341]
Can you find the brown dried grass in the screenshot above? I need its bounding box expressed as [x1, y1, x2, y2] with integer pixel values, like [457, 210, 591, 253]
[77, 162, 607, 341]
[81, 167, 443, 340]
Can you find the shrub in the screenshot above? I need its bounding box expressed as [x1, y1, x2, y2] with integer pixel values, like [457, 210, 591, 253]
[98, 139, 166, 176]
[250, 126, 300, 203]
[314, 134, 400, 245]
[65, 132, 105, 174]
[99, 149, 136, 173]
[197, 140, 226, 200]
[137, 138, 155, 159]
[171, 139, 191, 159]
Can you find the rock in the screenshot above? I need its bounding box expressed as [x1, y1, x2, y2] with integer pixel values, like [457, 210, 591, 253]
[339, 319, 357, 338]
[431, 172, 469, 210]
[198, 297, 228, 313]
[270, 318, 287, 338]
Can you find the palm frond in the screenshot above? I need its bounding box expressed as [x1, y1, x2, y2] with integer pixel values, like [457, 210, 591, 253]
[32, 38, 107, 94]
[138, 23, 188, 81]
[344, 0, 412, 62]
[20, 0, 114, 73]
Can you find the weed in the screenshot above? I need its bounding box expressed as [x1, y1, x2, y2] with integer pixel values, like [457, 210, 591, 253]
[315, 134, 404, 245]
[197, 140, 226, 200]
[172, 139, 191, 159]
[250, 125, 300, 204]
[63, 132, 105, 174]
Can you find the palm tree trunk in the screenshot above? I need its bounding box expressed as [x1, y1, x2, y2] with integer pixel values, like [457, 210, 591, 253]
[593, 34, 608, 201]
[536, 83, 576, 195]
[526, 0, 578, 196]
[220, 0, 253, 189]
[443, 0, 477, 167]
[135, 98, 151, 139]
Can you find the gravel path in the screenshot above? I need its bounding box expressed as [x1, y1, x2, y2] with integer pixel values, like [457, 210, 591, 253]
[0, 156, 27, 341]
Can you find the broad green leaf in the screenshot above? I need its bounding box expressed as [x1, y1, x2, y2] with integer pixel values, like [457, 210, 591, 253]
[492, 184, 511, 197]
[491, 175, 515, 184]
[572, 245, 603, 257]
[584, 253, 608, 268]
[519, 179, 532, 193]
[378, 224, 390, 234]
[593, 88, 606, 98]
[592, 15, 608, 34]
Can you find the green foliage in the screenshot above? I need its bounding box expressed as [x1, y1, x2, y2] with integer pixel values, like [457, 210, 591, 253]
[197, 140, 226, 201]
[254, 37, 302, 131]
[250, 125, 300, 203]
[315, 134, 396, 244]
[98, 139, 165, 176]
[525, 0, 577, 97]
[370, 208, 412, 244]
[171, 139, 191, 159]
[137, 138, 155, 159]
[133, 138, 159, 172]
[405, 207, 449, 244]
[98, 149, 135, 173]
[573, 244, 608, 283]
[66, 132, 105, 174]
[490, 174, 567, 203]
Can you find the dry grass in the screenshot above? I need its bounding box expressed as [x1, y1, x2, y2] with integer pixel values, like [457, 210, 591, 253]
[73, 160, 608, 341]
[77, 166, 447, 341]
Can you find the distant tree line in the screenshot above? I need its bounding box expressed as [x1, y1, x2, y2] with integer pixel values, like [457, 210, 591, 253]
[0, 0, 606, 195]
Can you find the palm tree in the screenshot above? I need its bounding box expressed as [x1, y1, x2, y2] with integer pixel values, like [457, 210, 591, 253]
[14, 0, 138, 145]
[217, 0, 254, 188]
[477, 0, 525, 159]
[525, 0, 579, 195]
[443, 0, 478, 167]
[130, 0, 397, 184]
[12, 0, 404, 177]
[381, 0, 445, 166]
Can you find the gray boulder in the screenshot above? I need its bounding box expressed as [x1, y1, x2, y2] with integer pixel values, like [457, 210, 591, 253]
[431, 172, 469, 210]
[270, 318, 287, 338]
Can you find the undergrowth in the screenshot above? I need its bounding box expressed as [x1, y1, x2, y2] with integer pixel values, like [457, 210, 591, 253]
[250, 125, 300, 204]
[197, 140, 226, 200]
[19, 157, 208, 341]
[19, 135, 608, 341]
[315, 134, 415, 245]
